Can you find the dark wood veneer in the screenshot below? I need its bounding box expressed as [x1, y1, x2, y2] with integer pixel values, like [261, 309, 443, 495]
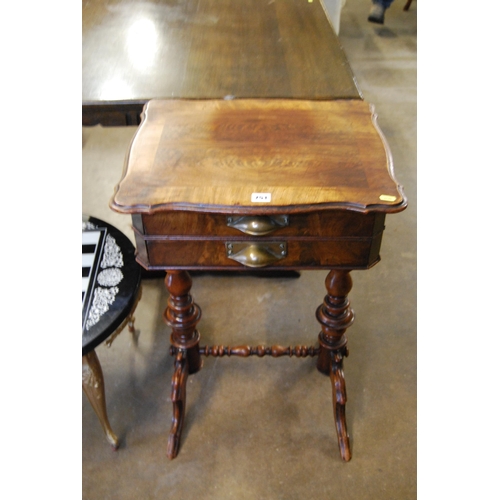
[111, 96, 406, 462]
[83, 0, 361, 126]
[144, 238, 382, 269]
[137, 211, 386, 238]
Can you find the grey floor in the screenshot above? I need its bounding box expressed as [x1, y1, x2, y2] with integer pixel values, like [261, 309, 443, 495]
[82, 1, 417, 498]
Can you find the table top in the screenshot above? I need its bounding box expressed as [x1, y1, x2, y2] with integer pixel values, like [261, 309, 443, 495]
[111, 99, 407, 215]
[82, 215, 141, 355]
[82, 0, 361, 124]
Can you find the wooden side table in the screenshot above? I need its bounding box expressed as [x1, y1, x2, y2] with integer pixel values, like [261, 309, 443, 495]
[111, 99, 406, 461]
[82, 215, 142, 449]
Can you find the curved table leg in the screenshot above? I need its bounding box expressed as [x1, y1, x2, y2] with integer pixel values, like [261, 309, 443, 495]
[316, 269, 354, 461]
[167, 349, 189, 458]
[164, 271, 202, 459]
[82, 350, 119, 449]
[330, 348, 351, 461]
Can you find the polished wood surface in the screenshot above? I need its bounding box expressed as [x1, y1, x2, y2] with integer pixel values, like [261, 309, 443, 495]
[110, 98, 406, 462]
[83, 0, 361, 125]
[316, 269, 354, 461]
[139, 234, 382, 270]
[132, 209, 385, 272]
[163, 270, 202, 459]
[112, 98, 406, 271]
[111, 99, 406, 214]
[110, 95, 407, 461]
[136, 210, 385, 237]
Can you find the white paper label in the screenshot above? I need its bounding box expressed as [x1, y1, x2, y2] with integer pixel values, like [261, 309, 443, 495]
[251, 193, 271, 203]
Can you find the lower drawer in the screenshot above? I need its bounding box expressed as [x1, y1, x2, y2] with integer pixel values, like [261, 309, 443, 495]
[136, 236, 383, 270]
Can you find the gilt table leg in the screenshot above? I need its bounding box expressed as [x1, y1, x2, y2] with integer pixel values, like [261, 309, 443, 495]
[316, 269, 354, 461]
[164, 271, 202, 459]
[82, 350, 119, 449]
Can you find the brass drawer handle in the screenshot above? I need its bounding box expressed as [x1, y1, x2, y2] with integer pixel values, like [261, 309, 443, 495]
[226, 242, 287, 268]
[226, 215, 289, 235]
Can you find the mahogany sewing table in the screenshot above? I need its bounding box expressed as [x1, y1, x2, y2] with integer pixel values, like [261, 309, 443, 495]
[111, 98, 407, 461]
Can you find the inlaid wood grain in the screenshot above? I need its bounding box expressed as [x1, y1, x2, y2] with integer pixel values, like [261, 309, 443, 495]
[137, 237, 382, 270]
[111, 99, 407, 214]
[134, 211, 385, 238]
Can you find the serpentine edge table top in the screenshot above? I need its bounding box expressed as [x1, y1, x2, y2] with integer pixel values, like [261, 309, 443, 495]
[111, 99, 407, 216]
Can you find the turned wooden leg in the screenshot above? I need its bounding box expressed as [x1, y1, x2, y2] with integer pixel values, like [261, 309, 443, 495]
[82, 350, 119, 449]
[316, 269, 354, 461]
[164, 271, 202, 459]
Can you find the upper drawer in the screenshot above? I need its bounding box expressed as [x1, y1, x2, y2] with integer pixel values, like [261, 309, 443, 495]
[133, 211, 385, 239]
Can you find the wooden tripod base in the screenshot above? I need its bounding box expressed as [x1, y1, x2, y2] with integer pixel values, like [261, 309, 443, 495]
[164, 269, 354, 461]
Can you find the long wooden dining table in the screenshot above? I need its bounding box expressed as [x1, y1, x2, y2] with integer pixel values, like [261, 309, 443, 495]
[82, 0, 361, 126]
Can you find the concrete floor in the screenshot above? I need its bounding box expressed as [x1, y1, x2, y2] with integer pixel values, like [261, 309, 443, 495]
[82, 1, 417, 498]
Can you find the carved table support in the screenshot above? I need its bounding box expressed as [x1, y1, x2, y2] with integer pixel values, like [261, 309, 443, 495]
[164, 271, 202, 459]
[316, 269, 354, 461]
[82, 350, 119, 449]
